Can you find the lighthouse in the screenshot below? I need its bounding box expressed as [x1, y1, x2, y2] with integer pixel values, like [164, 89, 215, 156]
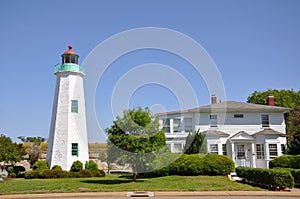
[46, 45, 89, 171]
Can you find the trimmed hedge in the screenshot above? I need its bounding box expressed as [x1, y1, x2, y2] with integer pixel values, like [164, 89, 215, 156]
[236, 167, 294, 190]
[273, 167, 300, 186]
[144, 154, 235, 177]
[25, 169, 105, 179]
[269, 155, 300, 169]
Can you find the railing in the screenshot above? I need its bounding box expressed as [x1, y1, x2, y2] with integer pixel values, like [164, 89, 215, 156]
[54, 63, 85, 73]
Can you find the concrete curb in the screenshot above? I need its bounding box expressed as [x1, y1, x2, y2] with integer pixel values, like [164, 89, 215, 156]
[1, 191, 300, 198]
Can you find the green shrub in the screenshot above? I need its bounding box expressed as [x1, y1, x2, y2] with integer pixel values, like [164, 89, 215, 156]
[202, 154, 235, 175]
[269, 155, 300, 169]
[236, 167, 294, 190]
[32, 160, 48, 171]
[25, 170, 39, 179]
[145, 154, 235, 177]
[51, 165, 63, 171]
[7, 166, 26, 178]
[70, 160, 83, 172]
[90, 169, 105, 177]
[85, 160, 98, 171]
[25, 169, 71, 179]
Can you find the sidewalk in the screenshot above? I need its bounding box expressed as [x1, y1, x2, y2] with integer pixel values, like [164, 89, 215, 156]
[1, 190, 300, 198]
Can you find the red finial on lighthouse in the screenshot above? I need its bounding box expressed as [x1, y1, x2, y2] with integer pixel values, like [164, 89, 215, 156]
[63, 44, 77, 55]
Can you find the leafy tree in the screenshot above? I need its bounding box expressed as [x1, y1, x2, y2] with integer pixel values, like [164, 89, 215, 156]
[18, 136, 46, 166]
[184, 130, 205, 154]
[247, 89, 300, 146]
[0, 134, 25, 163]
[106, 107, 166, 181]
[288, 127, 300, 155]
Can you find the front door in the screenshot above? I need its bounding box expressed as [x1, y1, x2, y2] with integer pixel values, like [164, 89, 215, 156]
[235, 144, 251, 167]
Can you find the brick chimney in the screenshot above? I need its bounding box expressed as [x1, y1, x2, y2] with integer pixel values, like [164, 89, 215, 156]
[211, 94, 217, 104]
[267, 95, 275, 106]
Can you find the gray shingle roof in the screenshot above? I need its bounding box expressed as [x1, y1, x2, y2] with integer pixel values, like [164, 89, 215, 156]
[253, 128, 286, 136]
[187, 101, 290, 113]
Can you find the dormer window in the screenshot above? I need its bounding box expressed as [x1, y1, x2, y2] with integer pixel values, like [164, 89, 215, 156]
[210, 114, 217, 127]
[261, 114, 269, 127]
[234, 114, 244, 118]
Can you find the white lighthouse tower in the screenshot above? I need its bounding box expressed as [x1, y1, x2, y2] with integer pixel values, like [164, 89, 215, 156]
[46, 45, 89, 171]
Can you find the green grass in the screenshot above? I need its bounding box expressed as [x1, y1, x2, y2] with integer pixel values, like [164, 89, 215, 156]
[0, 175, 263, 195]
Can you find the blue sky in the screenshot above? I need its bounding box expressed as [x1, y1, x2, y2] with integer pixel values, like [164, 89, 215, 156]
[1, 0, 299, 143]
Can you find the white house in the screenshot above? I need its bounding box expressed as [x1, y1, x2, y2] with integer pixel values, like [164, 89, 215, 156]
[157, 95, 290, 168]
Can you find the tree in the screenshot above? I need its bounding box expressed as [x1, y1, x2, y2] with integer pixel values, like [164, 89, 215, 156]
[288, 127, 300, 155]
[247, 89, 300, 147]
[183, 130, 205, 154]
[0, 134, 25, 163]
[106, 107, 166, 181]
[18, 136, 46, 166]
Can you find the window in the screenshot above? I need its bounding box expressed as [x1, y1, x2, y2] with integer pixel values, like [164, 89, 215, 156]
[71, 100, 78, 113]
[210, 114, 217, 127]
[261, 114, 269, 127]
[269, 144, 278, 159]
[281, 144, 286, 155]
[210, 144, 218, 154]
[237, 145, 245, 159]
[173, 143, 182, 153]
[72, 143, 78, 156]
[256, 144, 264, 159]
[183, 118, 193, 132]
[222, 144, 227, 155]
[234, 114, 244, 118]
[162, 119, 170, 133]
[173, 118, 182, 133]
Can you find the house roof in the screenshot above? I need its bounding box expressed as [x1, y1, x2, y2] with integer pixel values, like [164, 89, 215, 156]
[188, 101, 290, 113]
[201, 130, 229, 137]
[157, 101, 290, 115]
[253, 128, 286, 137]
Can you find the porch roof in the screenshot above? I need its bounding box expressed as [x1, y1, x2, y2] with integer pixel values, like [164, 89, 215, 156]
[201, 130, 229, 137]
[229, 131, 255, 141]
[253, 128, 286, 137]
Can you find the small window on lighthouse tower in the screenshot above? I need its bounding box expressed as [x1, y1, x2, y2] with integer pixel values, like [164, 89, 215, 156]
[71, 100, 78, 113]
[72, 143, 78, 156]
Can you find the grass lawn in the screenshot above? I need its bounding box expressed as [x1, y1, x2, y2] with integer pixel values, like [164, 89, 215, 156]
[0, 175, 263, 195]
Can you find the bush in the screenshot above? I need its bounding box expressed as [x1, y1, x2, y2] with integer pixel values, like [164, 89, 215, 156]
[85, 160, 98, 171]
[269, 155, 300, 169]
[51, 165, 63, 171]
[7, 166, 25, 178]
[32, 160, 48, 171]
[70, 160, 83, 172]
[25, 169, 71, 179]
[236, 167, 294, 190]
[273, 168, 300, 186]
[90, 169, 105, 177]
[145, 154, 235, 177]
[201, 154, 235, 175]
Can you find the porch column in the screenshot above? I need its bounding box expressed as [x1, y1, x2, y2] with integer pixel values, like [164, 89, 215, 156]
[170, 119, 174, 134]
[231, 142, 235, 165]
[251, 143, 256, 168]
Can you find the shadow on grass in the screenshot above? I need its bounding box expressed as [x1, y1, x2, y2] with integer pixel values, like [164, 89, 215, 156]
[81, 178, 144, 185]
